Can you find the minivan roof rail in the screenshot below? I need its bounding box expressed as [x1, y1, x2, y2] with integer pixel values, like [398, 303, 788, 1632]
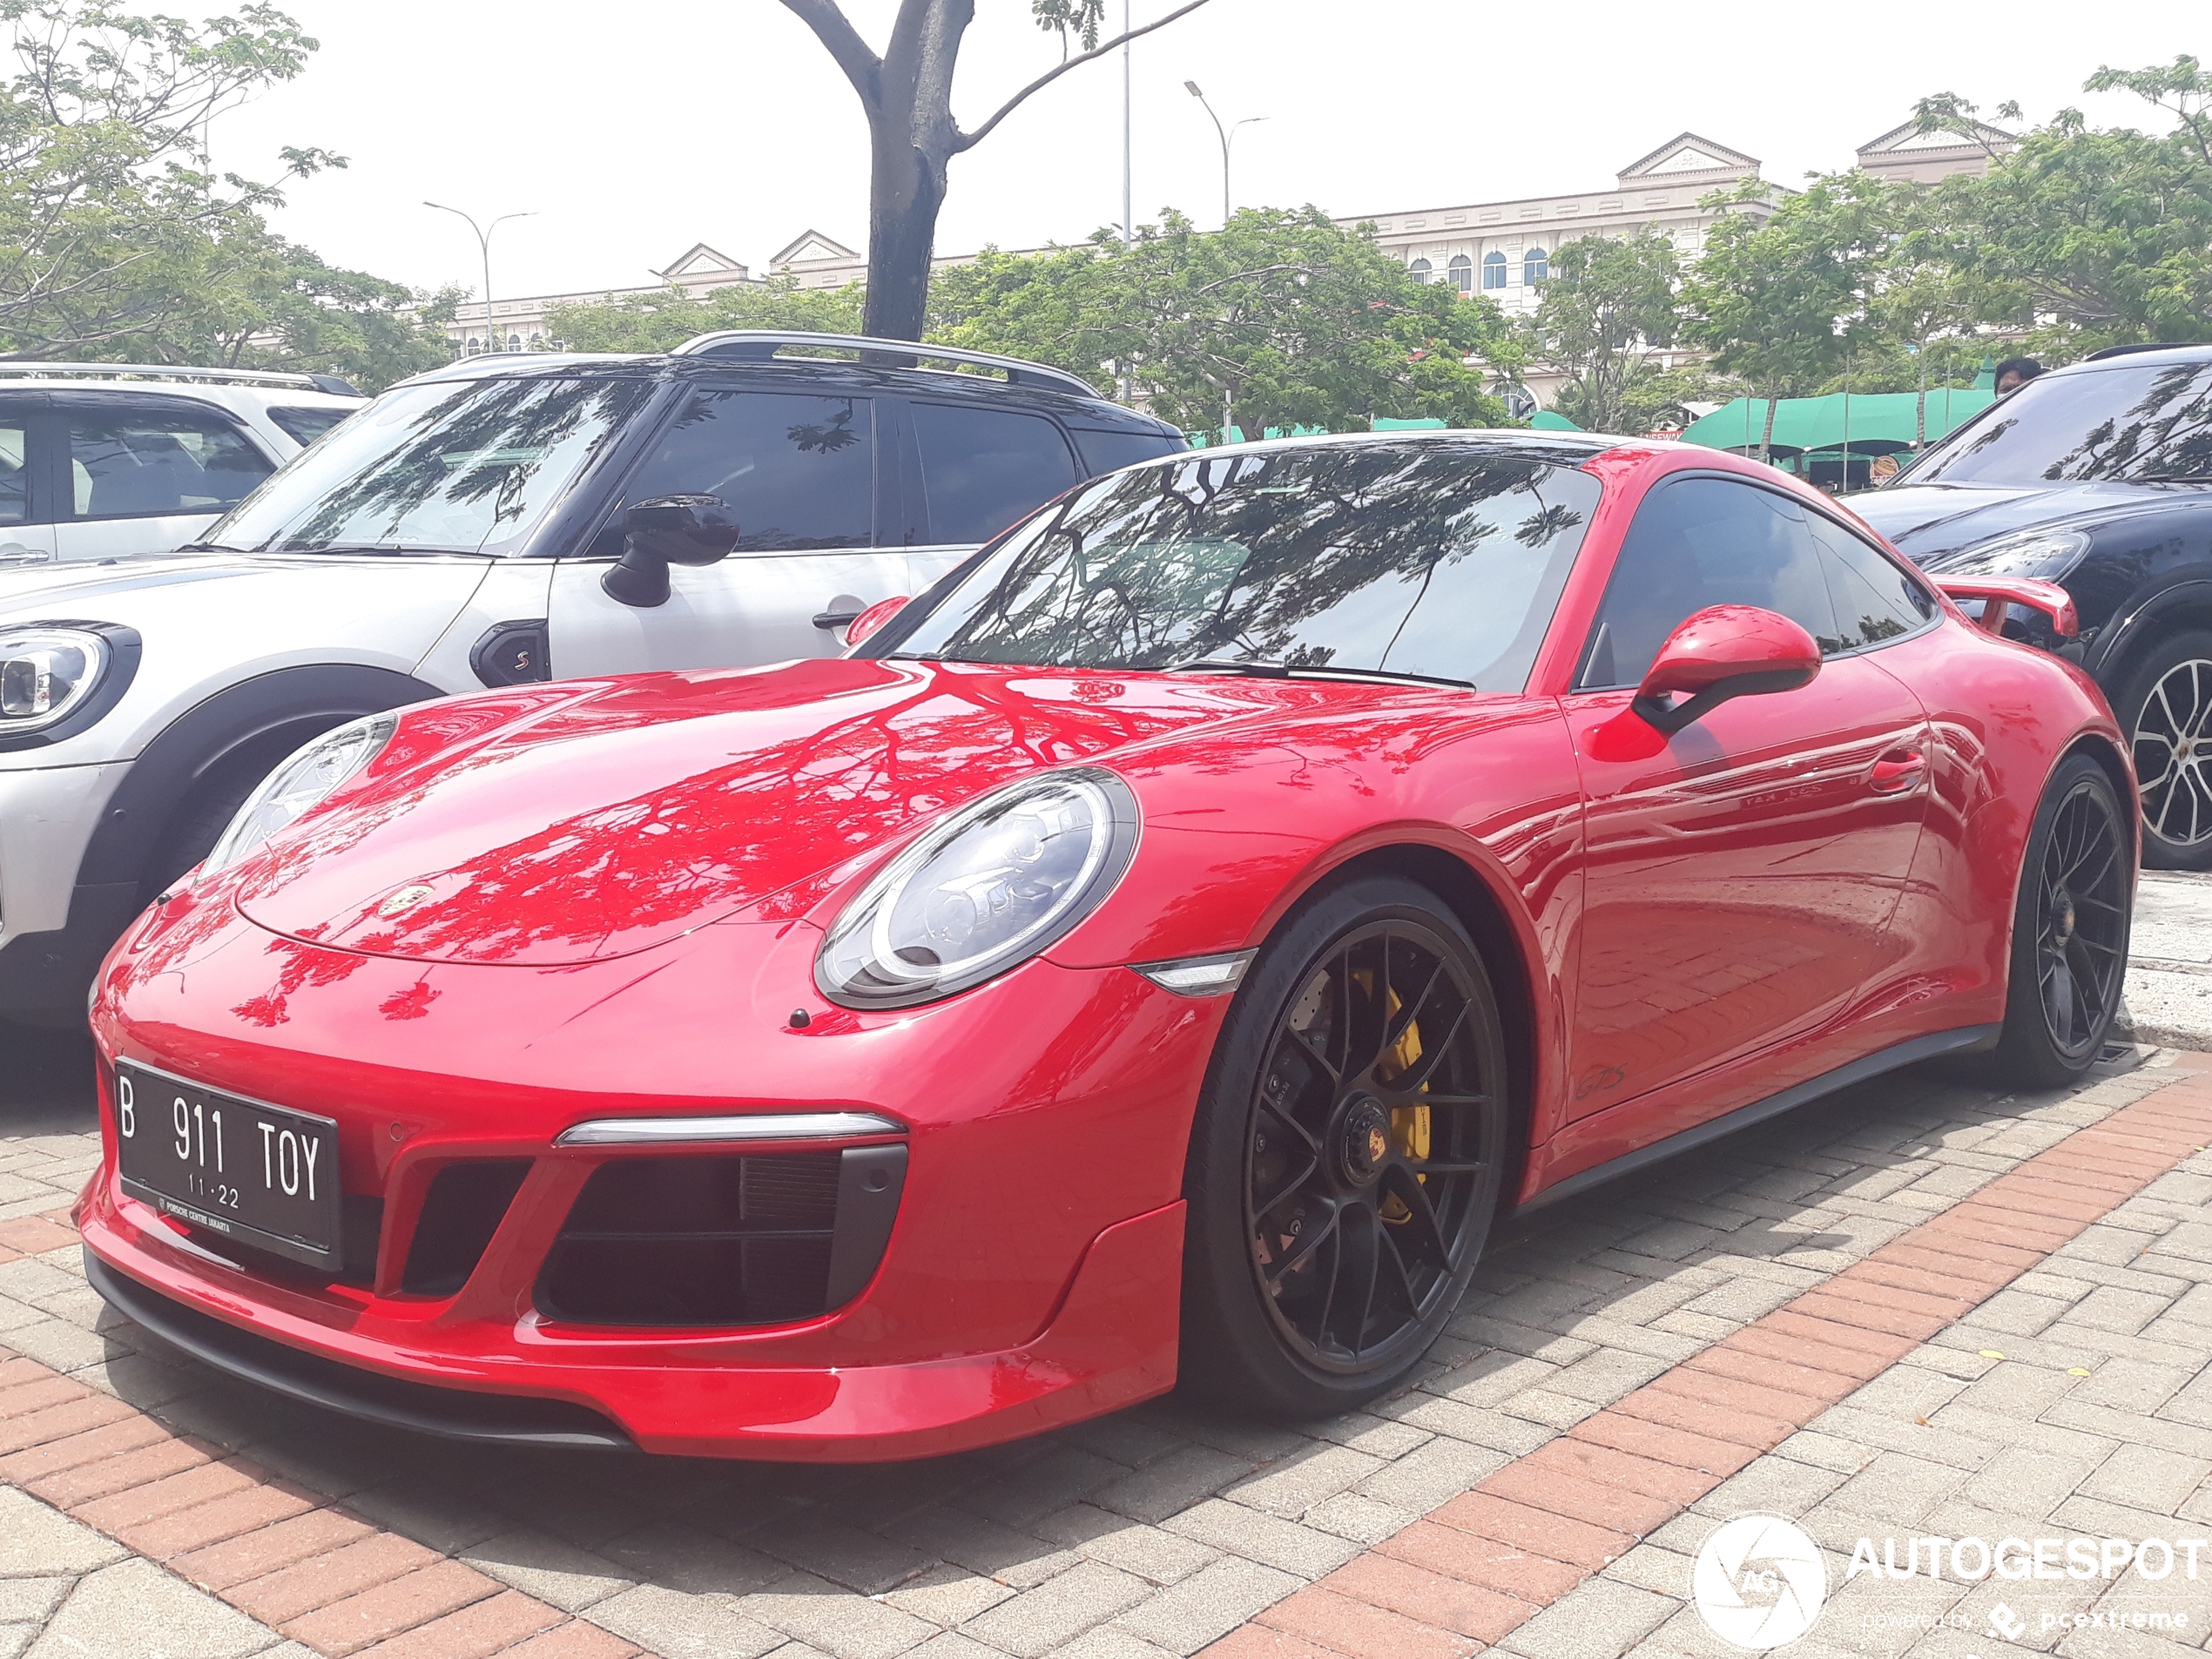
[2081, 342, 2203, 362]
[673, 331, 1100, 401]
[0, 361, 354, 392]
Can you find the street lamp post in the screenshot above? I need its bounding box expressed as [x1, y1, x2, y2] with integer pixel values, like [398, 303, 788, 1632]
[424, 202, 536, 354]
[1183, 82, 1265, 229]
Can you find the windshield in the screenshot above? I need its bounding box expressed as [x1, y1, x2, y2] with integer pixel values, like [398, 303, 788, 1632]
[204, 374, 653, 555]
[891, 441, 1602, 691]
[1899, 360, 2212, 487]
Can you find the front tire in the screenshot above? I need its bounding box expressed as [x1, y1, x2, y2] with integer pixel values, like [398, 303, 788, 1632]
[1178, 875, 1508, 1418]
[1990, 752, 2134, 1089]
[2114, 631, 2212, 871]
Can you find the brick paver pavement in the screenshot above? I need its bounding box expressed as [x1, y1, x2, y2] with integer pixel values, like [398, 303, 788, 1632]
[6, 1046, 2212, 1658]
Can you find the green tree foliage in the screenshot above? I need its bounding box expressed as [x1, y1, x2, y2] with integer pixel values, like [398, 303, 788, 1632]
[544, 277, 864, 354]
[1903, 64, 2212, 354]
[0, 2, 450, 387]
[1522, 232, 1683, 434]
[930, 207, 1520, 435]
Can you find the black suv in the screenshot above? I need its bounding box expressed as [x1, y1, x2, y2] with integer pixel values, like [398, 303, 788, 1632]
[1855, 344, 2212, 869]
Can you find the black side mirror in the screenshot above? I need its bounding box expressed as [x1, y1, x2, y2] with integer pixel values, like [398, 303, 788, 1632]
[601, 494, 740, 608]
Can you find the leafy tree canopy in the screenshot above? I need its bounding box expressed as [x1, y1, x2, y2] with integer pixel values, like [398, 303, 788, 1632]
[0, 1, 451, 387]
[931, 206, 1522, 435]
[1522, 232, 1684, 434]
[545, 278, 864, 354]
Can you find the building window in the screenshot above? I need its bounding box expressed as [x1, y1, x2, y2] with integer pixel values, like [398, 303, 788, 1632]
[463, 336, 482, 354]
[1448, 254, 1474, 294]
[1480, 251, 1507, 291]
[507, 334, 523, 351]
[1523, 247, 1548, 285]
[1407, 258, 1433, 284]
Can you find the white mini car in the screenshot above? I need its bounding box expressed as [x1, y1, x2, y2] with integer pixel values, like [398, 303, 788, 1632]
[0, 364, 366, 570]
[0, 333, 1184, 1023]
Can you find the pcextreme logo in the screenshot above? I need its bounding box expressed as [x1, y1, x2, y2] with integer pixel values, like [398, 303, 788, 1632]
[1693, 1514, 1831, 1650]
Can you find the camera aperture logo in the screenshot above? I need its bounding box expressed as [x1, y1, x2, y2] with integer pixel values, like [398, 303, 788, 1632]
[1694, 1514, 1830, 1650]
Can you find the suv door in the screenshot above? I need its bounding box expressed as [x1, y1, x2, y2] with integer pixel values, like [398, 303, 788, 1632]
[1563, 474, 1936, 1119]
[0, 398, 57, 570]
[545, 385, 908, 675]
[901, 400, 1082, 590]
[51, 394, 279, 563]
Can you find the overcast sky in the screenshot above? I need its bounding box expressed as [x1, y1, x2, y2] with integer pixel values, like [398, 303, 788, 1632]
[209, 0, 2204, 304]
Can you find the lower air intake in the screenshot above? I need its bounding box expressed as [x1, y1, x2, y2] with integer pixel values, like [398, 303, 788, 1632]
[537, 1144, 905, 1327]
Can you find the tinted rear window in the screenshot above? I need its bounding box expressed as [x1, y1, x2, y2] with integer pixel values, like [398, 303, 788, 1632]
[1072, 427, 1182, 477]
[912, 402, 1080, 544]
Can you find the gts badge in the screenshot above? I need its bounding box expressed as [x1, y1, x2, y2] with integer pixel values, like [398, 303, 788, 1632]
[1575, 1064, 1627, 1102]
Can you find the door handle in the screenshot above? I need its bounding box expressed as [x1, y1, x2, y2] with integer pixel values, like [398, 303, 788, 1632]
[0, 544, 52, 567]
[813, 608, 866, 631]
[1870, 749, 1927, 793]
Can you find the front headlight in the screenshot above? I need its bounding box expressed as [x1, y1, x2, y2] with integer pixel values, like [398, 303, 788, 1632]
[200, 712, 398, 877]
[1926, 528, 2092, 581]
[0, 627, 110, 734]
[816, 768, 1140, 1009]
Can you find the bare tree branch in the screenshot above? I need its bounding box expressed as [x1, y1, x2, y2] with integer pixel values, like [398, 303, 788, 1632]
[954, 0, 1212, 152]
[777, 0, 885, 112]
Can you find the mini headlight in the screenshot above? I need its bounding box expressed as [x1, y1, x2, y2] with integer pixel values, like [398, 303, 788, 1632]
[1927, 529, 2092, 582]
[0, 628, 109, 732]
[816, 768, 1140, 1008]
[200, 712, 399, 877]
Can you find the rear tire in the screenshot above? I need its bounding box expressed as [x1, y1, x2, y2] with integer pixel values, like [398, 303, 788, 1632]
[1989, 752, 2134, 1089]
[1177, 875, 1508, 1419]
[2113, 631, 2212, 871]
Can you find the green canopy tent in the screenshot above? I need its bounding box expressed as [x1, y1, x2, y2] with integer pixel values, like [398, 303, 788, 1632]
[1528, 410, 1581, 431]
[1680, 388, 1993, 488]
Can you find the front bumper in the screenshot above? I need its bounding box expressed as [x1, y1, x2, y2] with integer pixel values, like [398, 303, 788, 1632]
[0, 759, 132, 1024]
[82, 906, 1224, 1460]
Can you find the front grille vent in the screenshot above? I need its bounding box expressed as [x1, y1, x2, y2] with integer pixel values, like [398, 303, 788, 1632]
[538, 1146, 905, 1327]
[402, 1160, 532, 1296]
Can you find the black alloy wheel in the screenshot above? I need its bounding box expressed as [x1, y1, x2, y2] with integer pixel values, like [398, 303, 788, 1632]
[1180, 877, 1507, 1417]
[1992, 752, 2134, 1088]
[2118, 631, 2212, 871]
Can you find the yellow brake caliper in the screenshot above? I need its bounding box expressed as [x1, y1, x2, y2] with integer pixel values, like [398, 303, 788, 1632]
[1378, 985, 1428, 1224]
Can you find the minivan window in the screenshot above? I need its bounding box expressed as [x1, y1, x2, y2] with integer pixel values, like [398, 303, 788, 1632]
[912, 402, 1078, 544]
[266, 405, 354, 446]
[0, 424, 24, 523]
[1900, 361, 2212, 486]
[70, 406, 273, 519]
[204, 376, 653, 556]
[612, 389, 873, 551]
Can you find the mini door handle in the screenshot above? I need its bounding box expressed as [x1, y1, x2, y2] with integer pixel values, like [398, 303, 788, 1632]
[0, 545, 52, 566]
[813, 609, 866, 631]
[1870, 750, 1927, 792]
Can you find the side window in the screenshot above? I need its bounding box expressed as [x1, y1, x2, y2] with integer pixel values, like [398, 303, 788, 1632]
[1071, 427, 1180, 477]
[1807, 514, 1937, 651]
[615, 390, 873, 551]
[912, 402, 1079, 545]
[68, 405, 273, 520]
[1579, 476, 1838, 689]
[266, 405, 354, 446]
[0, 421, 26, 524]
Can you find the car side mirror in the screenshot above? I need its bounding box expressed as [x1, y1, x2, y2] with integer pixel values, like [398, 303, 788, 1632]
[601, 494, 740, 608]
[1632, 604, 1822, 735]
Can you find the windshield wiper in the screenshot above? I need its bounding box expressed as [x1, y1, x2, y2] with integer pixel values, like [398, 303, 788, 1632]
[266, 541, 482, 556]
[1163, 658, 1473, 689]
[2134, 475, 2212, 484]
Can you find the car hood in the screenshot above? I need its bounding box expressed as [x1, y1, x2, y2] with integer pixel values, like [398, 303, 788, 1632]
[230, 657, 1387, 968]
[1851, 480, 2200, 565]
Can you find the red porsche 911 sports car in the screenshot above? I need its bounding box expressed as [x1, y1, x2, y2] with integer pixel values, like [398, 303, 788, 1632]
[79, 433, 2133, 1461]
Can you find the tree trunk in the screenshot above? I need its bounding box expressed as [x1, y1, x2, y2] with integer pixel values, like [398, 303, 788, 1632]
[862, 134, 947, 341]
[1758, 391, 1779, 467]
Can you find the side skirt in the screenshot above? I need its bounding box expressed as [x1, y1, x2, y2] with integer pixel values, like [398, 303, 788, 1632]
[1511, 1024, 2001, 1216]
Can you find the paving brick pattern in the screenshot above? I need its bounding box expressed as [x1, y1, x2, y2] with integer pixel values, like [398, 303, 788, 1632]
[4, 1049, 2212, 1659]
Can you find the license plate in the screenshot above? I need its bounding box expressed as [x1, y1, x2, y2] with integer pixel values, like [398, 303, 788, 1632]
[113, 1060, 342, 1269]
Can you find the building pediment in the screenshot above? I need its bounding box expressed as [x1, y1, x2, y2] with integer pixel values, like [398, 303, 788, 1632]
[770, 229, 861, 266]
[657, 242, 749, 281]
[1616, 132, 1760, 185]
[1856, 118, 2016, 159]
